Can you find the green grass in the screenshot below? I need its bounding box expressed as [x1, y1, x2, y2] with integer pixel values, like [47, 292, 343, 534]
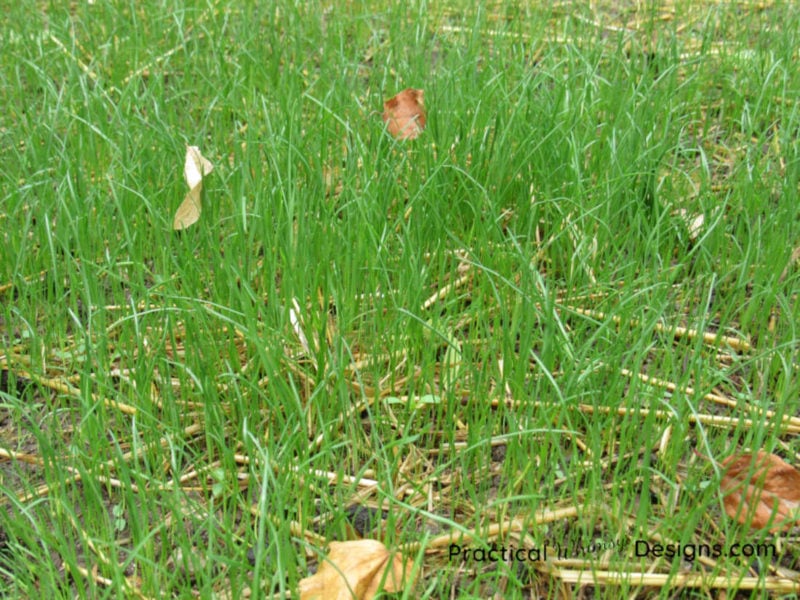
[2, 1, 800, 598]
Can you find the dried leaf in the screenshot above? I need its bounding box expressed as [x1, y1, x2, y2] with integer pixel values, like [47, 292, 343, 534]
[720, 451, 800, 532]
[382, 89, 426, 140]
[686, 213, 705, 240]
[173, 186, 202, 231]
[673, 208, 705, 241]
[173, 146, 214, 230]
[299, 540, 416, 600]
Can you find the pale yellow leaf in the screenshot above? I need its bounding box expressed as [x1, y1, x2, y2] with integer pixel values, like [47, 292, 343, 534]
[173, 186, 202, 230]
[299, 540, 416, 600]
[184, 145, 213, 189]
[173, 146, 213, 230]
[673, 208, 706, 241]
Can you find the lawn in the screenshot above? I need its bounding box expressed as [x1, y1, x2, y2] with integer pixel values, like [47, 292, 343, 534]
[1, 1, 799, 598]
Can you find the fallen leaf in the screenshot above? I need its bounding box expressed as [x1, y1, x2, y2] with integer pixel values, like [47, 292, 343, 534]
[382, 89, 426, 140]
[672, 208, 706, 241]
[173, 146, 214, 230]
[720, 451, 800, 532]
[299, 540, 416, 600]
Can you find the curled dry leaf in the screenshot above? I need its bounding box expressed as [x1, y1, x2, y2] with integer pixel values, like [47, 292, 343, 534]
[382, 88, 426, 140]
[299, 540, 416, 600]
[173, 146, 214, 230]
[720, 451, 800, 532]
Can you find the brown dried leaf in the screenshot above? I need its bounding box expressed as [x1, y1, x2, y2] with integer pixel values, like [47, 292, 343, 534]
[173, 146, 213, 230]
[299, 540, 416, 600]
[382, 89, 426, 140]
[720, 451, 800, 532]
